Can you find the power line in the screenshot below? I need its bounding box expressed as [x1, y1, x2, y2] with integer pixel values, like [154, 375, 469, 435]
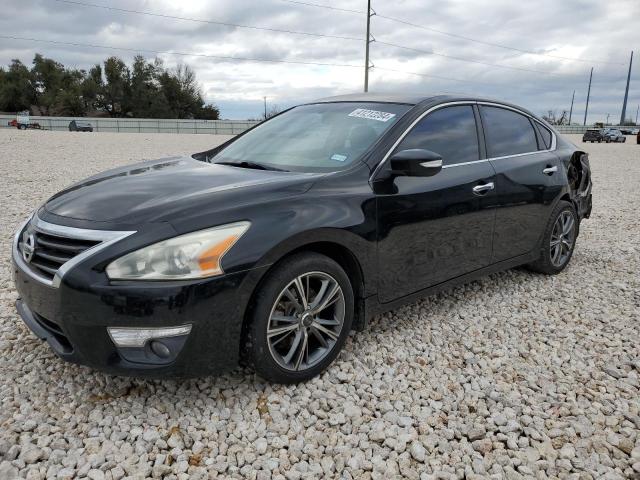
[280, 0, 364, 14]
[375, 40, 581, 77]
[0, 34, 507, 91]
[0, 35, 363, 68]
[51, 0, 363, 42]
[54, 0, 606, 81]
[373, 66, 504, 87]
[374, 14, 625, 66]
[280, 0, 626, 66]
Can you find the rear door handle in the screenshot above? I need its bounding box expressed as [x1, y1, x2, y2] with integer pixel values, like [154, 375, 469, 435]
[472, 182, 495, 194]
[543, 166, 558, 175]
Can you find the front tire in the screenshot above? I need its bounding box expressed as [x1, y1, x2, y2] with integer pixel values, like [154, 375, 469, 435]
[244, 252, 354, 383]
[527, 201, 578, 275]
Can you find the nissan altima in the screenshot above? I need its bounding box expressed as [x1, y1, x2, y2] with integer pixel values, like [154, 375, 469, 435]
[12, 94, 593, 383]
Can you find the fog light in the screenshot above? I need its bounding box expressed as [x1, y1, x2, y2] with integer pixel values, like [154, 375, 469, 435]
[150, 340, 171, 359]
[107, 325, 192, 348]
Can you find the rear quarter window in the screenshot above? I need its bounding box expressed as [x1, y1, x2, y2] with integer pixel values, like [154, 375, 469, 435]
[534, 122, 553, 150]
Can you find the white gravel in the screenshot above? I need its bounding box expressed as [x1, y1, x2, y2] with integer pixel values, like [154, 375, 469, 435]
[0, 130, 639, 479]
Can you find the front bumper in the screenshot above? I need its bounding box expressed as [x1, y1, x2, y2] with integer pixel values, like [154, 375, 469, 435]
[12, 252, 268, 378]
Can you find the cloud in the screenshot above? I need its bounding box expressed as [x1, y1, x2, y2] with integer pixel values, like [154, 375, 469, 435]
[1, 0, 638, 121]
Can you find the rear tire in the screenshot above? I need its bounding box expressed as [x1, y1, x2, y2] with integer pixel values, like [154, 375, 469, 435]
[527, 200, 578, 275]
[243, 252, 354, 383]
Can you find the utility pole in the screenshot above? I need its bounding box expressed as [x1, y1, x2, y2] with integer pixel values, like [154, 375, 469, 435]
[364, 0, 372, 92]
[263, 96, 267, 120]
[583, 67, 593, 126]
[636, 104, 639, 125]
[568, 90, 575, 124]
[606, 113, 610, 125]
[620, 51, 633, 125]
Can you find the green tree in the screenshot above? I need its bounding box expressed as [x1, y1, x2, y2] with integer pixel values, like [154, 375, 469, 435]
[127, 56, 171, 118]
[56, 69, 86, 116]
[158, 63, 220, 119]
[198, 104, 220, 120]
[0, 59, 35, 112]
[158, 64, 196, 118]
[79, 65, 103, 113]
[1, 54, 221, 119]
[31, 54, 67, 115]
[97, 56, 130, 117]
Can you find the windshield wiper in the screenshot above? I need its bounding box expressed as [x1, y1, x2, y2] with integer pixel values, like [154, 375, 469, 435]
[216, 161, 287, 172]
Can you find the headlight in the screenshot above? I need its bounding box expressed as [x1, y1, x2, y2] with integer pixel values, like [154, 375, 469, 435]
[106, 222, 250, 280]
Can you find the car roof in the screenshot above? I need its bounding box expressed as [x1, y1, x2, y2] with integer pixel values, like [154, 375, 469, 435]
[312, 93, 438, 105]
[308, 93, 548, 124]
[310, 93, 538, 114]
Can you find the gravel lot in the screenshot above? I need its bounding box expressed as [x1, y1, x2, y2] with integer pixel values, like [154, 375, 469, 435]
[0, 130, 638, 480]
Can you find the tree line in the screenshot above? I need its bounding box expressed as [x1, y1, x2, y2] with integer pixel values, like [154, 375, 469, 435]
[0, 54, 220, 119]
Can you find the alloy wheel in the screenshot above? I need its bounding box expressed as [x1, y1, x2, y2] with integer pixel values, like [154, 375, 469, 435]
[266, 271, 345, 371]
[550, 211, 575, 267]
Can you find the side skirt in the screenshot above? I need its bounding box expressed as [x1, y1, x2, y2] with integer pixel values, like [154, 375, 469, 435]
[363, 251, 539, 322]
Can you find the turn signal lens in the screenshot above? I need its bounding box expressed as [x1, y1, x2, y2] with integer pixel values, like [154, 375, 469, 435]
[106, 222, 250, 280]
[197, 235, 240, 272]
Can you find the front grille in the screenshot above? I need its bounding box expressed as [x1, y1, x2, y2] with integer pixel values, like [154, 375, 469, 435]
[18, 229, 101, 282]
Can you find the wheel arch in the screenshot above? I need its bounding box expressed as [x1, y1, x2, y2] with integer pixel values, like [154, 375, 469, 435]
[238, 230, 374, 361]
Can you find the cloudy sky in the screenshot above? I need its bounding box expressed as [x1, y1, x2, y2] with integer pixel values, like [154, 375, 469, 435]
[1, 0, 639, 121]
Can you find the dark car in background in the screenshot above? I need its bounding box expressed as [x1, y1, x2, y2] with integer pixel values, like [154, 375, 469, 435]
[69, 120, 93, 132]
[13, 94, 593, 383]
[582, 129, 604, 143]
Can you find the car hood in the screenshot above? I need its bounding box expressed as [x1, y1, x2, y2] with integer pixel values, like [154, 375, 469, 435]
[44, 156, 321, 225]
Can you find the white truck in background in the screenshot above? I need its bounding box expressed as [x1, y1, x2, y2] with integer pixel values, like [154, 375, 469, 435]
[8, 111, 42, 130]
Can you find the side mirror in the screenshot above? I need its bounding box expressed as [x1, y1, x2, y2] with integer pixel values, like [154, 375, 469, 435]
[389, 149, 443, 177]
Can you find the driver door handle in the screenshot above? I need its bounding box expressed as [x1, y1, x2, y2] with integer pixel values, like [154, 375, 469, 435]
[543, 166, 558, 175]
[472, 182, 495, 194]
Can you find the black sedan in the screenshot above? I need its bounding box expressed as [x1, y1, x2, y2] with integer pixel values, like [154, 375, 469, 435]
[582, 129, 604, 143]
[12, 94, 593, 383]
[68, 120, 93, 132]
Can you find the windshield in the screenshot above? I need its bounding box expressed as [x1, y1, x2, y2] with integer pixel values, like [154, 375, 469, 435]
[213, 102, 411, 172]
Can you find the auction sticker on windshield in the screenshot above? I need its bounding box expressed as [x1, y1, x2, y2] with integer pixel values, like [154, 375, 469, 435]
[348, 108, 396, 122]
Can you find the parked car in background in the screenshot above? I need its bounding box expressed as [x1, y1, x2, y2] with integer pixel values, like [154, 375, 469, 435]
[619, 127, 639, 135]
[602, 128, 626, 143]
[12, 94, 593, 383]
[69, 120, 93, 132]
[582, 129, 604, 143]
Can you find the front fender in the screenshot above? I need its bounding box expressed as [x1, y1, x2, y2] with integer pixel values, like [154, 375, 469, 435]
[255, 227, 376, 295]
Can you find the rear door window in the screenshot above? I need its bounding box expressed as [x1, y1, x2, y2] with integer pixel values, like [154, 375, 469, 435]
[480, 106, 539, 157]
[394, 105, 479, 166]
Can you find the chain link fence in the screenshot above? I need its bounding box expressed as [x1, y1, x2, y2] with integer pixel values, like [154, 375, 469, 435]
[0, 115, 259, 135]
[1, 114, 634, 136]
[554, 125, 638, 134]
